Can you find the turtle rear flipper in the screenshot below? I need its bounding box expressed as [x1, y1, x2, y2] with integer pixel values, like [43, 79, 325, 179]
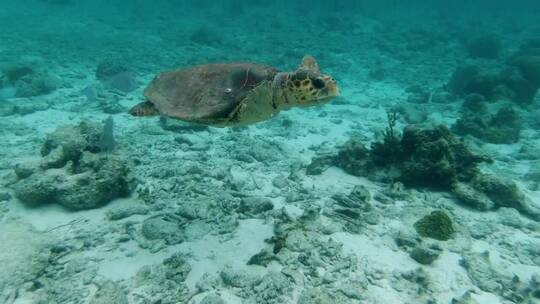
[129, 101, 159, 116]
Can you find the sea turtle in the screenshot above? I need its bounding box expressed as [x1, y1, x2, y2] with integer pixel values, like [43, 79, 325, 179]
[129, 56, 339, 127]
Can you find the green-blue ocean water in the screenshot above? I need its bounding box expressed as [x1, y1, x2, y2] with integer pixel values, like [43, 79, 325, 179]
[1, 1, 540, 304]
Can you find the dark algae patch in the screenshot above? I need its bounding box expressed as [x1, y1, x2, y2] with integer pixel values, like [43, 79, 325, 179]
[414, 211, 455, 241]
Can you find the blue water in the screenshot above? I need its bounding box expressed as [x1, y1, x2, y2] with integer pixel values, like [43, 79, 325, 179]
[1, 1, 540, 304]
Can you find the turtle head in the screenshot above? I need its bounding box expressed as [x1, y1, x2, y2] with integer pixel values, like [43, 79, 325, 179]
[281, 55, 339, 107]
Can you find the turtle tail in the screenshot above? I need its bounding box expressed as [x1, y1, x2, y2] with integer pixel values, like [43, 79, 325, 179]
[129, 101, 159, 117]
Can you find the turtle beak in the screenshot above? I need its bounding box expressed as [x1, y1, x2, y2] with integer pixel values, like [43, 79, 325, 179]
[320, 74, 339, 98]
[326, 79, 339, 97]
[319, 77, 339, 101]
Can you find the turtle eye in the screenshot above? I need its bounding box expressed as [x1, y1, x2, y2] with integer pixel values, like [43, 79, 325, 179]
[312, 78, 325, 89]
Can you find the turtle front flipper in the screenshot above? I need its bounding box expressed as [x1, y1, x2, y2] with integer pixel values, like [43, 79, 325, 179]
[224, 80, 279, 127]
[129, 101, 159, 116]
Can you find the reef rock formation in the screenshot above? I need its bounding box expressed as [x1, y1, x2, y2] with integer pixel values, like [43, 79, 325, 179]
[0, 65, 58, 97]
[310, 123, 539, 220]
[447, 65, 501, 99]
[12, 120, 131, 210]
[453, 98, 523, 144]
[334, 124, 490, 189]
[448, 40, 540, 106]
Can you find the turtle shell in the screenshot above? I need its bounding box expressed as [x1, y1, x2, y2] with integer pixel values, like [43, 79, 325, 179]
[144, 63, 279, 123]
